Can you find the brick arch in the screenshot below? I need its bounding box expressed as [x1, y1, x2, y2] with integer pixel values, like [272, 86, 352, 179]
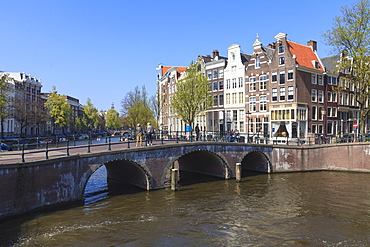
[241, 150, 272, 174]
[174, 149, 230, 179]
[82, 159, 153, 196]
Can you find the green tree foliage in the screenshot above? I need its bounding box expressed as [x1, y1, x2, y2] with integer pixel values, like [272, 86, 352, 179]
[121, 85, 156, 128]
[0, 74, 13, 139]
[170, 62, 212, 129]
[324, 0, 370, 133]
[44, 87, 72, 134]
[106, 108, 121, 129]
[81, 98, 100, 131]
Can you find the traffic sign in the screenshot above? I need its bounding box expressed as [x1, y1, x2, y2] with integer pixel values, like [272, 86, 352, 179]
[353, 123, 358, 128]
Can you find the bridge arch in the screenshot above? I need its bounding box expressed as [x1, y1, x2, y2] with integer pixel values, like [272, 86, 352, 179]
[241, 150, 272, 176]
[166, 149, 230, 186]
[82, 159, 152, 198]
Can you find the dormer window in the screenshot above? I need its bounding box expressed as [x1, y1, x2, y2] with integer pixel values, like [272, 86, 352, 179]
[278, 45, 284, 53]
[312, 60, 320, 69]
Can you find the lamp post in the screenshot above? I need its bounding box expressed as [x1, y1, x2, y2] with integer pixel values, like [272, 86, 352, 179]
[246, 111, 251, 143]
[321, 108, 327, 143]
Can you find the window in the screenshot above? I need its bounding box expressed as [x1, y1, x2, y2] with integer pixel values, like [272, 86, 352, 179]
[207, 70, 212, 80]
[272, 88, 277, 101]
[219, 81, 223, 90]
[288, 69, 293, 80]
[332, 92, 337, 102]
[249, 97, 256, 111]
[328, 91, 332, 102]
[279, 45, 284, 53]
[279, 57, 285, 65]
[279, 71, 285, 84]
[231, 66, 236, 72]
[260, 96, 267, 111]
[318, 90, 324, 103]
[280, 87, 286, 101]
[312, 89, 317, 102]
[327, 107, 332, 117]
[213, 95, 218, 106]
[259, 75, 267, 90]
[332, 107, 337, 117]
[232, 78, 237, 88]
[226, 79, 230, 89]
[288, 86, 294, 100]
[238, 77, 243, 87]
[213, 70, 218, 79]
[272, 72, 277, 83]
[213, 81, 218, 91]
[232, 93, 237, 104]
[255, 57, 260, 68]
[333, 77, 337, 85]
[314, 61, 320, 69]
[328, 76, 332, 85]
[318, 75, 323, 85]
[239, 92, 244, 104]
[311, 124, 317, 133]
[249, 77, 256, 91]
[226, 93, 230, 104]
[219, 94, 224, 105]
[219, 69, 224, 78]
[312, 106, 317, 120]
[311, 74, 317, 84]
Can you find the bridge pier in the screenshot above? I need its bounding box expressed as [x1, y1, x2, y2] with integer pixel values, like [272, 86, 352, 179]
[235, 163, 242, 182]
[171, 169, 179, 191]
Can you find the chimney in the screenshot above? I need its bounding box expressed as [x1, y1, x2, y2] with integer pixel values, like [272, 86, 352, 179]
[212, 50, 219, 58]
[307, 40, 317, 52]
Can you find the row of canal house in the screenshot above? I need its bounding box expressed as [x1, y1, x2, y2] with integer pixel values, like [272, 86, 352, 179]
[157, 32, 366, 143]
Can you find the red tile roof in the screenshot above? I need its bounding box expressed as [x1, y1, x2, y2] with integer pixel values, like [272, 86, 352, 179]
[161, 66, 187, 76]
[287, 41, 324, 71]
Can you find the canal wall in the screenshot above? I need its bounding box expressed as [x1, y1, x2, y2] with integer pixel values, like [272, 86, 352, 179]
[1, 143, 370, 219]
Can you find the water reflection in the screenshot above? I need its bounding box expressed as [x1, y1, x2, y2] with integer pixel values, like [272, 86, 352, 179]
[2, 172, 370, 246]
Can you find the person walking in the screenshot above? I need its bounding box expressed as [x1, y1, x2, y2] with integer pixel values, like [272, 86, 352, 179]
[195, 124, 200, 141]
[146, 123, 154, 146]
[136, 123, 143, 147]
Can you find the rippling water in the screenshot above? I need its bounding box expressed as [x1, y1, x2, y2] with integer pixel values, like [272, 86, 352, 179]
[2, 171, 370, 246]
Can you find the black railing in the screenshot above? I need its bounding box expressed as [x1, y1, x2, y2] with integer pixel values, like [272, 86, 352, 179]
[2, 132, 370, 163]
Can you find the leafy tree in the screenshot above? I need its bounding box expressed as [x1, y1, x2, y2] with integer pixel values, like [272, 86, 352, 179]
[0, 74, 13, 139]
[170, 62, 212, 129]
[44, 87, 72, 135]
[106, 108, 121, 129]
[12, 94, 29, 137]
[121, 85, 156, 129]
[81, 98, 100, 131]
[324, 0, 370, 133]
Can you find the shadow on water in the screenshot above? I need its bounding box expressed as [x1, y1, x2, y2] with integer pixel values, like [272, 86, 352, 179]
[179, 170, 224, 187]
[84, 166, 146, 206]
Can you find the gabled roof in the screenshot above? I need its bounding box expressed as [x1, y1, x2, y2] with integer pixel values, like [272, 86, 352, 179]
[161, 66, 172, 76]
[321, 55, 340, 73]
[287, 41, 324, 71]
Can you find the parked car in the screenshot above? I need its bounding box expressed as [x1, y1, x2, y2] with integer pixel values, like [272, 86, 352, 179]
[1, 143, 11, 151]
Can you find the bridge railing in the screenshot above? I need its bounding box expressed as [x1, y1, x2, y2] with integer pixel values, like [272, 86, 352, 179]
[2, 132, 370, 163]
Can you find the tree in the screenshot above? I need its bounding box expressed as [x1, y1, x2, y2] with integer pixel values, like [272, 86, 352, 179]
[44, 87, 72, 135]
[170, 61, 212, 129]
[121, 85, 156, 128]
[81, 98, 100, 131]
[106, 108, 121, 129]
[12, 94, 29, 137]
[324, 0, 370, 134]
[0, 74, 13, 139]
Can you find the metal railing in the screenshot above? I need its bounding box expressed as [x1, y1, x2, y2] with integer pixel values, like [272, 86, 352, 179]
[2, 132, 370, 163]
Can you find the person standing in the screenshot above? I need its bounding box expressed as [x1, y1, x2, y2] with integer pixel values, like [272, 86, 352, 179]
[195, 124, 200, 141]
[136, 123, 143, 147]
[146, 122, 154, 146]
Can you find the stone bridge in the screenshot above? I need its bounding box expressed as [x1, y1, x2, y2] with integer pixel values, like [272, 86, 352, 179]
[1, 142, 370, 219]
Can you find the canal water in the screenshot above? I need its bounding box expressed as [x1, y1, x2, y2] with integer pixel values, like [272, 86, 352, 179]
[2, 169, 370, 246]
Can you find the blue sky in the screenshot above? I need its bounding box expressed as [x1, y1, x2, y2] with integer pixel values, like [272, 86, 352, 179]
[0, 0, 355, 112]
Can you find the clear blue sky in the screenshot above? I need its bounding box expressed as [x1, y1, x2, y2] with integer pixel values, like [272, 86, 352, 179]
[0, 0, 355, 112]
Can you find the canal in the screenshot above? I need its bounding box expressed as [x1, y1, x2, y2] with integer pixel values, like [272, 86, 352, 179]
[1, 169, 370, 246]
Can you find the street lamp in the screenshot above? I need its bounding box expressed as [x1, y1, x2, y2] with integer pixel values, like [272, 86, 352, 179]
[246, 111, 251, 143]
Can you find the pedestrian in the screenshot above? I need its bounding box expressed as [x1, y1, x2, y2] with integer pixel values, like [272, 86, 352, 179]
[136, 123, 143, 146]
[146, 122, 154, 146]
[195, 124, 200, 141]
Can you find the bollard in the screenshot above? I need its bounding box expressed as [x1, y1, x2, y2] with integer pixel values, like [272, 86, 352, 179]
[108, 136, 111, 150]
[88, 139, 91, 153]
[66, 140, 70, 156]
[45, 142, 49, 159]
[171, 168, 179, 191]
[127, 139, 130, 148]
[22, 144, 25, 163]
[236, 163, 242, 182]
